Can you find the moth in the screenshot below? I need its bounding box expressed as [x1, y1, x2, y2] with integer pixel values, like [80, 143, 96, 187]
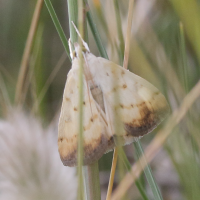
[58, 39, 169, 167]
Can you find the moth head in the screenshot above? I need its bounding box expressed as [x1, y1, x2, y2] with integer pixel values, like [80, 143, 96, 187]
[68, 39, 90, 60]
[68, 21, 90, 59]
[74, 42, 90, 58]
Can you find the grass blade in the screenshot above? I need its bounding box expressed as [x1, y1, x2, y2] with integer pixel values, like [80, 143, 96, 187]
[44, 0, 71, 60]
[119, 150, 149, 200]
[67, 0, 78, 46]
[134, 140, 163, 200]
[83, 162, 101, 200]
[123, 0, 134, 70]
[15, 0, 43, 105]
[179, 22, 189, 93]
[113, 0, 125, 65]
[84, 0, 108, 59]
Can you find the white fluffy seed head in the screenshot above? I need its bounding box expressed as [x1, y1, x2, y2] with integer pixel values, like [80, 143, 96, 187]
[0, 109, 77, 200]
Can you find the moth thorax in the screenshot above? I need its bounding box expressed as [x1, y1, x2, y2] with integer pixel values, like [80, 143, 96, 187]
[90, 84, 105, 112]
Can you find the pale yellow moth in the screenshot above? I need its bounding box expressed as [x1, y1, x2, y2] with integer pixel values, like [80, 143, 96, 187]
[58, 38, 169, 167]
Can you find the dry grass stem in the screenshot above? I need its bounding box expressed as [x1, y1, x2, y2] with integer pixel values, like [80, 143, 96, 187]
[107, 0, 135, 197]
[15, 0, 44, 105]
[111, 80, 200, 200]
[21, 35, 42, 106]
[123, 0, 135, 69]
[106, 148, 118, 200]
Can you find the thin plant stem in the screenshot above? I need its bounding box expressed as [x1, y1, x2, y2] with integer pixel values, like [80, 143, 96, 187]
[119, 150, 149, 200]
[107, 0, 134, 198]
[77, 0, 84, 199]
[91, 0, 114, 50]
[106, 148, 118, 200]
[84, 0, 108, 59]
[44, 0, 71, 59]
[15, 0, 44, 105]
[179, 22, 199, 198]
[179, 22, 189, 93]
[134, 140, 163, 200]
[22, 24, 43, 107]
[77, 44, 84, 200]
[123, 0, 134, 69]
[113, 0, 125, 65]
[106, 2, 126, 196]
[67, 0, 78, 46]
[83, 162, 101, 200]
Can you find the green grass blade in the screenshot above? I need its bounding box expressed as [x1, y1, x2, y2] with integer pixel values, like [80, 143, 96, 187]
[134, 140, 163, 200]
[119, 149, 149, 200]
[77, 42, 84, 200]
[113, 0, 125, 65]
[83, 162, 101, 200]
[179, 22, 189, 93]
[67, 0, 78, 46]
[84, 0, 108, 59]
[44, 0, 71, 61]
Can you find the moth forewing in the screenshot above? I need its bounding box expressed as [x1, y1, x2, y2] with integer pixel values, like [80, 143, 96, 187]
[58, 44, 170, 167]
[58, 57, 109, 167]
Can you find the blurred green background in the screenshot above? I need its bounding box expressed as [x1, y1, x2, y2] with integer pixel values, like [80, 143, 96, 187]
[0, 0, 200, 200]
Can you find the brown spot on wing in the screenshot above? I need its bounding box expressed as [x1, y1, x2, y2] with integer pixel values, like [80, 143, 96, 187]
[84, 114, 98, 131]
[65, 97, 70, 101]
[123, 84, 127, 89]
[121, 70, 125, 75]
[120, 104, 124, 109]
[124, 102, 158, 137]
[59, 134, 108, 167]
[113, 87, 117, 92]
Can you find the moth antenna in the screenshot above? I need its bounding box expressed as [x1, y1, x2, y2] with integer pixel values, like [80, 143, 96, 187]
[71, 21, 90, 52]
[68, 38, 74, 59]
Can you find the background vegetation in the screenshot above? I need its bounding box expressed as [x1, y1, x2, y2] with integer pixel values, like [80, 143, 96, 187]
[0, 0, 200, 200]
